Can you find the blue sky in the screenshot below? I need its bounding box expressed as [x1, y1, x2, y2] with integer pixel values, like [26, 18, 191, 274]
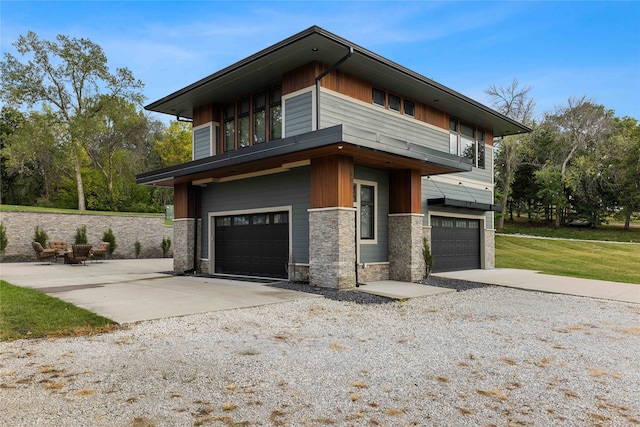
[2, 1, 639, 122]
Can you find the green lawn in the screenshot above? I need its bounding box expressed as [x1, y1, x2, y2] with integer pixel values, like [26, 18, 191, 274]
[496, 235, 640, 284]
[499, 219, 640, 243]
[0, 280, 118, 341]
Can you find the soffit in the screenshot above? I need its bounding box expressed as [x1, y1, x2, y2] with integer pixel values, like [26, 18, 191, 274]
[145, 26, 530, 137]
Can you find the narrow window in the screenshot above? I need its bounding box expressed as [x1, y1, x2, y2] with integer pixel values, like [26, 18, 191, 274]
[404, 100, 415, 117]
[237, 97, 250, 148]
[388, 94, 401, 112]
[223, 103, 235, 151]
[461, 123, 476, 164]
[269, 86, 282, 140]
[372, 88, 385, 107]
[449, 118, 459, 155]
[360, 185, 375, 239]
[477, 130, 485, 168]
[253, 92, 266, 144]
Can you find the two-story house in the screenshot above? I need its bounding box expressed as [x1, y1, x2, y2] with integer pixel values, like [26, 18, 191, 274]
[137, 26, 529, 288]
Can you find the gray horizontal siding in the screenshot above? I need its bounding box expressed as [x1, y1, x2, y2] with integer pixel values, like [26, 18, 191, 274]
[193, 126, 211, 160]
[200, 167, 311, 262]
[355, 166, 389, 263]
[320, 91, 448, 153]
[446, 143, 494, 183]
[285, 91, 313, 137]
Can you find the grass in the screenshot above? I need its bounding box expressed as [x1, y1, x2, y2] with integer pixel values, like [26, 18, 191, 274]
[495, 235, 640, 284]
[0, 203, 173, 226]
[499, 218, 640, 243]
[0, 280, 118, 341]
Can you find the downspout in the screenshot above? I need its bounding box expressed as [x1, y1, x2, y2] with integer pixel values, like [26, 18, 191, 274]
[315, 46, 353, 130]
[314, 46, 357, 286]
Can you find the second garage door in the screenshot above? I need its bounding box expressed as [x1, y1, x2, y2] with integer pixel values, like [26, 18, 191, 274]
[431, 216, 481, 273]
[215, 211, 289, 278]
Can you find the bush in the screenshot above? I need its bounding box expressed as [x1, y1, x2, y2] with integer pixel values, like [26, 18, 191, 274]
[34, 226, 48, 247]
[0, 223, 7, 254]
[102, 228, 117, 256]
[161, 237, 171, 258]
[74, 224, 88, 244]
[422, 237, 434, 278]
[134, 241, 141, 259]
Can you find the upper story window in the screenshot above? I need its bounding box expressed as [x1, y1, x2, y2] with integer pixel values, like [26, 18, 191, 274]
[269, 86, 282, 140]
[372, 88, 386, 107]
[372, 88, 414, 117]
[221, 85, 282, 153]
[449, 118, 486, 168]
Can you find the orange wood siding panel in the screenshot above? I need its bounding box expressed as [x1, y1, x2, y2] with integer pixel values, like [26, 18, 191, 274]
[485, 129, 494, 147]
[389, 169, 422, 214]
[193, 104, 220, 127]
[321, 69, 372, 104]
[282, 62, 321, 95]
[310, 155, 354, 208]
[174, 183, 201, 218]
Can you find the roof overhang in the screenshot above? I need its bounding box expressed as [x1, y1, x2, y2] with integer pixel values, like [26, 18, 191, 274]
[428, 197, 502, 212]
[136, 125, 472, 187]
[145, 26, 530, 138]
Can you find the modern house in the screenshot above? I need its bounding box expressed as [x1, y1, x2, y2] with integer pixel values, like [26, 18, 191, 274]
[137, 26, 530, 288]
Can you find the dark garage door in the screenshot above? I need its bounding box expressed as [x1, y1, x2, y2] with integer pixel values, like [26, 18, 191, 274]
[431, 216, 481, 273]
[215, 211, 289, 278]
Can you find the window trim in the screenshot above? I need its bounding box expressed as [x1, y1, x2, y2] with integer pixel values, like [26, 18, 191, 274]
[353, 179, 378, 245]
[449, 117, 486, 169]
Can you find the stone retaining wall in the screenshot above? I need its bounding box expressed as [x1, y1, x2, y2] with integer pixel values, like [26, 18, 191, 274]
[0, 211, 173, 262]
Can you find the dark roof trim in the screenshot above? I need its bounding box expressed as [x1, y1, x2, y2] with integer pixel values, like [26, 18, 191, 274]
[428, 197, 502, 212]
[136, 125, 472, 185]
[145, 26, 530, 135]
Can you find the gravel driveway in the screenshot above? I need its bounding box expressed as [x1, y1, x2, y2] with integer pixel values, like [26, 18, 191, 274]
[1, 286, 638, 426]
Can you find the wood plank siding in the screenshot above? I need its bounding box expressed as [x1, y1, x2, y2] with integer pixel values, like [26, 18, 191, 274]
[174, 183, 201, 219]
[310, 155, 354, 208]
[389, 169, 422, 214]
[193, 104, 219, 127]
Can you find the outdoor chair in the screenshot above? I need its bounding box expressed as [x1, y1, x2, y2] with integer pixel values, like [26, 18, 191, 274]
[48, 240, 70, 262]
[90, 242, 110, 262]
[66, 244, 93, 265]
[32, 242, 56, 263]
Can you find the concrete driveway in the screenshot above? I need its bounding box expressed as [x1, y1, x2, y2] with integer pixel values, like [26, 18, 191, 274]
[0, 259, 320, 323]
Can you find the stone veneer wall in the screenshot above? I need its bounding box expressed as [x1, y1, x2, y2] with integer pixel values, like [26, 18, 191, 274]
[484, 228, 495, 269]
[173, 218, 201, 274]
[308, 207, 356, 289]
[388, 214, 425, 282]
[356, 262, 389, 283]
[0, 211, 172, 261]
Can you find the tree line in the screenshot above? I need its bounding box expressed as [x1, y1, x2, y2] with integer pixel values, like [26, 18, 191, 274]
[0, 32, 190, 212]
[2, 33, 639, 228]
[488, 80, 639, 230]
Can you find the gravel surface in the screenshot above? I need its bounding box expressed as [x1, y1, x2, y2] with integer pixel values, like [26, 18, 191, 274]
[1, 286, 638, 426]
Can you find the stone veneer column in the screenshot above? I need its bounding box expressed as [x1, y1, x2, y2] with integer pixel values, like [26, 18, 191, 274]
[173, 218, 195, 273]
[388, 213, 425, 282]
[308, 207, 356, 289]
[484, 228, 495, 269]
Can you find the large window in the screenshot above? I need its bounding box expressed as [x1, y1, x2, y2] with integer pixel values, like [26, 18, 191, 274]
[221, 86, 282, 153]
[449, 118, 486, 168]
[269, 86, 282, 140]
[353, 180, 377, 242]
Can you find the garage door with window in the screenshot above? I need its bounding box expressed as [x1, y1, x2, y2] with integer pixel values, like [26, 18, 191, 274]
[215, 211, 289, 278]
[431, 216, 481, 273]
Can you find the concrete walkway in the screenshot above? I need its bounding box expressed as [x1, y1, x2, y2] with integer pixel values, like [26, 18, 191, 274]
[434, 268, 640, 304]
[357, 280, 455, 299]
[0, 259, 320, 324]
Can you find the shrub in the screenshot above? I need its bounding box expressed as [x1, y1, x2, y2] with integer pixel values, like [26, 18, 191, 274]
[74, 225, 88, 244]
[422, 237, 434, 279]
[161, 237, 171, 258]
[102, 228, 117, 256]
[34, 226, 48, 247]
[134, 241, 141, 259]
[0, 223, 7, 254]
